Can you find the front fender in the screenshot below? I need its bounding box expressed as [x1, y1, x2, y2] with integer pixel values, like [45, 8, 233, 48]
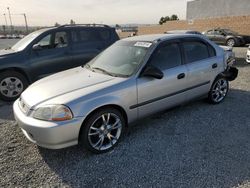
[70, 94, 137, 125]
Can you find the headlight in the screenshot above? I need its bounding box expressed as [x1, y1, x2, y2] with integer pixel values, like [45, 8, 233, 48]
[32, 105, 73, 121]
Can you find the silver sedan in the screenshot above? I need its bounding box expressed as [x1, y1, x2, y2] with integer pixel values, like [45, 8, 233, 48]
[13, 34, 238, 153]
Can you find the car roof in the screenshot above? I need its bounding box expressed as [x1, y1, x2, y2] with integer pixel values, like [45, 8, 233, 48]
[167, 30, 199, 33]
[122, 34, 203, 42]
[36, 25, 112, 33]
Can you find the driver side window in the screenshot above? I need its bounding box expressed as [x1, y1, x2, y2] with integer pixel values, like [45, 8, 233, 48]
[149, 43, 182, 70]
[36, 32, 68, 50]
[37, 34, 52, 49]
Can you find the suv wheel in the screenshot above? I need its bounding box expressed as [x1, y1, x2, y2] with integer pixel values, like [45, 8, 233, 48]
[208, 76, 229, 104]
[226, 38, 236, 47]
[80, 108, 125, 154]
[0, 71, 28, 101]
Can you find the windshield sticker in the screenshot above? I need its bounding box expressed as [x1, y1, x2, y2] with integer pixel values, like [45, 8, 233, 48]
[134, 42, 152, 48]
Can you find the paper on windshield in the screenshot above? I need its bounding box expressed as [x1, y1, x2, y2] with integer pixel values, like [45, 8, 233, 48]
[134, 42, 152, 48]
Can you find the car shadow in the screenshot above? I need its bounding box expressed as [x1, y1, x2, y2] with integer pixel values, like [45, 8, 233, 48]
[38, 88, 250, 187]
[0, 101, 14, 121]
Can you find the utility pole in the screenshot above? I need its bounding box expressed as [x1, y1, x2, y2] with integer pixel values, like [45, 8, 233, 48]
[7, 7, 13, 34]
[3, 14, 8, 35]
[23, 13, 28, 34]
[2, 25, 6, 35]
[3, 14, 8, 26]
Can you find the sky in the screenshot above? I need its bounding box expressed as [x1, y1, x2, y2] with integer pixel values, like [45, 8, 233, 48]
[0, 0, 190, 26]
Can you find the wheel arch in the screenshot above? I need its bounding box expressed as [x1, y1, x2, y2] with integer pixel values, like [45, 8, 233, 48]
[78, 104, 128, 142]
[212, 72, 226, 85]
[0, 67, 31, 84]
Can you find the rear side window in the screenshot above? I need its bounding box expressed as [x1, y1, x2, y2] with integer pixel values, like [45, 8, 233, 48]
[98, 29, 110, 41]
[70, 29, 100, 43]
[183, 41, 209, 63]
[71, 31, 78, 43]
[79, 30, 99, 42]
[214, 30, 223, 35]
[149, 43, 182, 70]
[70, 28, 113, 43]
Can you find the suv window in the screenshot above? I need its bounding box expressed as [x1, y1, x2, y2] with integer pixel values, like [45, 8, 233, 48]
[71, 31, 78, 43]
[149, 43, 182, 70]
[98, 30, 110, 41]
[54, 32, 68, 48]
[36, 31, 68, 49]
[37, 34, 52, 49]
[79, 30, 99, 42]
[183, 41, 210, 63]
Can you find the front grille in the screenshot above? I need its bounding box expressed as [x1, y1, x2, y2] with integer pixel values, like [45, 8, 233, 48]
[19, 98, 30, 115]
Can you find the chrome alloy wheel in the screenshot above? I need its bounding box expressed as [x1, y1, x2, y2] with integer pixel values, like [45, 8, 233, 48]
[211, 78, 228, 103]
[0, 77, 24, 98]
[88, 113, 122, 151]
[227, 39, 235, 47]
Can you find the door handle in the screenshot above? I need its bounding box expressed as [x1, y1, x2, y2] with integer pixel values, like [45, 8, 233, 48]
[212, 63, 218, 69]
[177, 73, 185, 79]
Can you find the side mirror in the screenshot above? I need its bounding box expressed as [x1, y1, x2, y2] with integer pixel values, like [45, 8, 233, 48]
[32, 44, 42, 50]
[141, 65, 164, 79]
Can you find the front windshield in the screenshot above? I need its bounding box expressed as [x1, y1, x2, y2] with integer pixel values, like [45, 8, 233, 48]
[11, 29, 45, 51]
[223, 29, 238, 35]
[86, 41, 150, 77]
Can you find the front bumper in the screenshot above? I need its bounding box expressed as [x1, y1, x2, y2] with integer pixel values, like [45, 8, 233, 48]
[13, 100, 84, 149]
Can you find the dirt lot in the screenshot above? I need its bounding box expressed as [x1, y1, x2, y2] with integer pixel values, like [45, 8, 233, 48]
[0, 48, 250, 187]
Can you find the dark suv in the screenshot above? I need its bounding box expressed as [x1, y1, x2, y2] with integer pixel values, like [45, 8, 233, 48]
[203, 28, 250, 47]
[0, 24, 119, 101]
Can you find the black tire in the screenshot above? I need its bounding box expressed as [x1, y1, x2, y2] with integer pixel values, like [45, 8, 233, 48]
[208, 76, 229, 104]
[226, 38, 236, 47]
[80, 108, 125, 154]
[0, 71, 28, 101]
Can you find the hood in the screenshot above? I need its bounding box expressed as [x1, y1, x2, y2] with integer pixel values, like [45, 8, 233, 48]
[21, 67, 118, 107]
[0, 49, 17, 57]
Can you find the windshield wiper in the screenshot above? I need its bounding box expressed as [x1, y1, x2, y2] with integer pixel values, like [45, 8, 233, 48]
[91, 67, 118, 77]
[84, 65, 127, 77]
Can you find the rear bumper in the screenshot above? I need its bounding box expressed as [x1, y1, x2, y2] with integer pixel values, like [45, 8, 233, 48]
[221, 66, 238, 81]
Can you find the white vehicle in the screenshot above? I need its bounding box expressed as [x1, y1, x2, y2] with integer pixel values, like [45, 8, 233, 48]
[246, 46, 250, 63]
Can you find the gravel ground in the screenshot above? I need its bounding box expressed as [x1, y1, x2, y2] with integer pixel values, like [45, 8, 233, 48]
[0, 48, 250, 187]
